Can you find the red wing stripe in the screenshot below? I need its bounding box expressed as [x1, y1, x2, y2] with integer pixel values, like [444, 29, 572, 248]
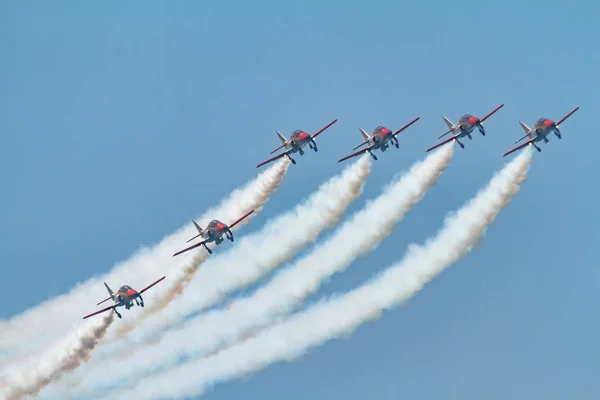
[228, 209, 255, 229]
[426, 136, 455, 152]
[556, 106, 579, 126]
[480, 103, 505, 123]
[83, 305, 115, 320]
[311, 119, 338, 139]
[138, 276, 166, 294]
[502, 140, 534, 157]
[173, 239, 208, 257]
[256, 152, 288, 168]
[393, 116, 420, 136]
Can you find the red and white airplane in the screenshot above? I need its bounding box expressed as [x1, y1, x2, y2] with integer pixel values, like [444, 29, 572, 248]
[82, 276, 165, 319]
[426, 104, 504, 152]
[173, 209, 254, 256]
[256, 119, 338, 168]
[502, 107, 579, 157]
[338, 117, 420, 163]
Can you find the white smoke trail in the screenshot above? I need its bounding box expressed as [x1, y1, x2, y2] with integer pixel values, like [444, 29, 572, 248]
[60, 145, 453, 398]
[0, 160, 289, 366]
[1, 313, 114, 400]
[111, 147, 532, 400]
[109, 156, 371, 343]
[46, 156, 371, 396]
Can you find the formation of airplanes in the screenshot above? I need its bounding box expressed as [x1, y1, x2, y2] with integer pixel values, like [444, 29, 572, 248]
[82, 104, 579, 320]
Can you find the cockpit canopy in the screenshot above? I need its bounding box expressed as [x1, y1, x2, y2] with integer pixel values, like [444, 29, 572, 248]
[460, 114, 475, 122]
[536, 117, 550, 125]
[291, 129, 305, 138]
[208, 219, 222, 227]
[119, 285, 133, 293]
[374, 126, 388, 133]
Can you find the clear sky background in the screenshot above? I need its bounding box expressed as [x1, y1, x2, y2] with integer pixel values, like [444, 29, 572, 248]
[1, 1, 600, 399]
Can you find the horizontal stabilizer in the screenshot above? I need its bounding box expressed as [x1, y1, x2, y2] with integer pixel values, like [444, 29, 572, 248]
[503, 140, 534, 157]
[426, 136, 455, 152]
[338, 147, 372, 163]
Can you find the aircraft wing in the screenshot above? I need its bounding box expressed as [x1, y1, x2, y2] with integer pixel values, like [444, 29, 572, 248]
[139, 276, 166, 294]
[256, 150, 290, 168]
[480, 103, 505, 123]
[83, 305, 116, 320]
[172, 238, 209, 257]
[338, 145, 375, 163]
[228, 209, 255, 229]
[393, 116, 420, 136]
[426, 136, 456, 152]
[502, 139, 534, 157]
[311, 119, 338, 139]
[556, 106, 579, 126]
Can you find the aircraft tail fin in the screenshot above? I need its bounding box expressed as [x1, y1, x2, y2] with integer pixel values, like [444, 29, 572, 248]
[104, 282, 114, 296]
[268, 131, 288, 154]
[519, 121, 534, 137]
[186, 220, 204, 243]
[96, 282, 115, 305]
[192, 219, 203, 234]
[276, 130, 287, 144]
[359, 128, 370, 141]
[443, 117, 454, 130]
[514, 122, 535, 143]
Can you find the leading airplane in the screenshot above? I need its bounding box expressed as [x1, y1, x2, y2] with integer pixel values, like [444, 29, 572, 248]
[337, 117, 420, 163]
[173, 209, 254, 256]
[256, 119, 338, 168]
[502, 106, 579, 157]
[426, 104, 505, 152]
[82, 276, 165, 319]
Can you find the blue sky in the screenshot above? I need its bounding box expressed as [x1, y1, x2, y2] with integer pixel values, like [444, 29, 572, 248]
[1, 1, 599, 399]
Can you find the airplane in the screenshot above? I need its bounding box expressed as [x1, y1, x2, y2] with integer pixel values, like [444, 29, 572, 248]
[502, 106, 579, 157]
[337, 117, 420, 163]
[172, 209, 254, 256]
[425, 104, 505, 152]
[82, 276, 166, 319]
[256, 119, 338, 168]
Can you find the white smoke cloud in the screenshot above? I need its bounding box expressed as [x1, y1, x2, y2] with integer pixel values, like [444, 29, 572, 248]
[110, 147, 532, 400]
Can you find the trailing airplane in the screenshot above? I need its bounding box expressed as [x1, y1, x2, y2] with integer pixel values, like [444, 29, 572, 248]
[82, 276, 165, 319]
[256, 119, 338, 168]
[426, 104, 504, 152]
[337, 117, 420, 163]
[502, 106, 579, 157]
[172, 209, 254, 256]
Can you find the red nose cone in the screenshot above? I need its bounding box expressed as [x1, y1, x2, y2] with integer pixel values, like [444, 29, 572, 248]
[127, 289, 137, 297]
[299, 132, 309, 139]
[544, 119, 554, 127]
[470, 116, 478, 124]
[217, 223, 225, 230]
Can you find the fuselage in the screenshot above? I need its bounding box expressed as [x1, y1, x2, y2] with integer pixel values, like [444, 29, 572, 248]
[370, 126, 394, 150]
[286, 130, 313, 153]
[530, 118, 556, 142]
[114, 285, 139, 308]
[202, 220, 229, 243]
[453, 114, 483, 138]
